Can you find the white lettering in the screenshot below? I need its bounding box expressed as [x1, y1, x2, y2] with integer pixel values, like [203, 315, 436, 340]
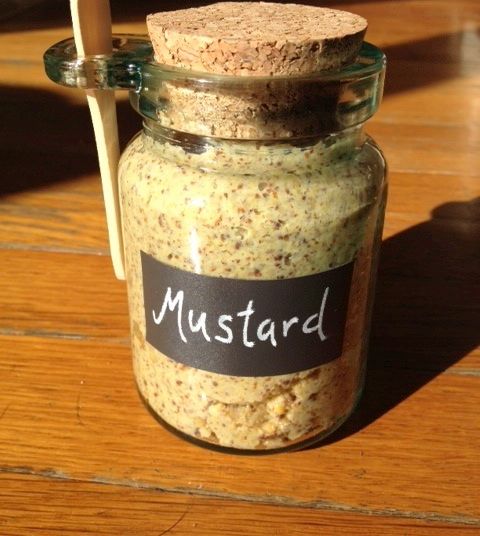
[151, 288, 330, 347]
[257, 319, 277, 347]
[152, 287, 187, 343]
[318, 287, 329, 341]
[283, 316, 299, 337]
[301, 287, 329, 341]
[215, 315, 233, 344]
[188, 310, 211, 342]
[237, 300, 255, 348]
[302, 313, 319, 333]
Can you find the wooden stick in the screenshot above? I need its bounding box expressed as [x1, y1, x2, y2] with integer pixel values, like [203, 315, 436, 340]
[70, 0, 125, 280]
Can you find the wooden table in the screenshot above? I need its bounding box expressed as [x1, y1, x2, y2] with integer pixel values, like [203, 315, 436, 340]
[1, 1, 479, 533]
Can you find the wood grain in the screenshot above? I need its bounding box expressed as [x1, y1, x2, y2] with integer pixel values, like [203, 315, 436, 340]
[1, 474, 477, 535]
[0, 0, 478, 533]
[1, 170, 478, 252]
[1, 244, 477, 369]
[0, 188, 108, 253]
[0, 475, 477, 536]
[369, 122, 480, 177]
[0, 334, 478, 522]
[0, 250, 129, 338]
[1, 0, 479, 60]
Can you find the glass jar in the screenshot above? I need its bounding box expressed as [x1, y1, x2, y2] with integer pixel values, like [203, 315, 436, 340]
[44, 36, 387, 453]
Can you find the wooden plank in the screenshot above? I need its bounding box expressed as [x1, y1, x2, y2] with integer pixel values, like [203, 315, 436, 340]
[1, 0, 479, 62]
[0, 335, 478, 521]
[1, 192, 473, 370]
[0, 189, 108, 254]
[368, 122, 480, 177]
[0, 58, 480, 139]
[0, 474, 478, 536]
[374, 194, 480, 373]
[3, 57, 479, 130]
[1, 82, 478, 183]
[0, 169, 477, 252]
[383, 173, 479, 232]
[371, 253, 480, 372]
[0, 84, 137, 195]
[1, 1, 479, 130]
[0, 235, 478, 369]
[380, 61, 480, 127]
[0, 1, 478, 530]
[0, 250, 129, 339]
[0, 474, 477, 535]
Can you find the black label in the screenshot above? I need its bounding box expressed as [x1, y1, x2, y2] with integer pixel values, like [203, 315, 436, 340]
[141, 251, 354, 377]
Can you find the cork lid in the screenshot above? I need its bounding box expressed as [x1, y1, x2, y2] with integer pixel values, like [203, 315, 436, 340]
[147, 2, 367, 76]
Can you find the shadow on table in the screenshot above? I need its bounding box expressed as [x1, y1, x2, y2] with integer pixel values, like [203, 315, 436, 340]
[1, 17, 475, 194]
[1, 0, 478, 99]
[321, 197, 480, 446]
[0, 86, 138, 195]
[0, 0, 467, 29]
[1, 0, 477, 195]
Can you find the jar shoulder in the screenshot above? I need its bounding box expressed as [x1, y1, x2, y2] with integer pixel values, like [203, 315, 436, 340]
[119, 133, 386, 209]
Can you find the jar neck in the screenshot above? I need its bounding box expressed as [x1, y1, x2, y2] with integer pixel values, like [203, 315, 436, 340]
[130, 42, 385, 142]
[132, 72, 379, 141]
[44, 37, 385, 140]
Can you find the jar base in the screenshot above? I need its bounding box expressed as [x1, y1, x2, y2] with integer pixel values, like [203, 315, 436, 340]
[135, 384, 361, 455]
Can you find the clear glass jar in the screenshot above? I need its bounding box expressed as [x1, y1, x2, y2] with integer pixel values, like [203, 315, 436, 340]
[44, 37, 387, 453]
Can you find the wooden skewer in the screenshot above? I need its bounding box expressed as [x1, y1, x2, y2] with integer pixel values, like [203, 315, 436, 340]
[70, 0, 125, 280]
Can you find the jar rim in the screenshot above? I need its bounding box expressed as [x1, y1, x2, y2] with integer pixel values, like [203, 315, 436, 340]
[44, 35, 385, 91]
[44, 35, 386, 140]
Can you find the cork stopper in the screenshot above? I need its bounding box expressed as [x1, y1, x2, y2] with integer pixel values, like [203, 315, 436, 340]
[147, 2, 367, 76]
[144, 3, 370, 139]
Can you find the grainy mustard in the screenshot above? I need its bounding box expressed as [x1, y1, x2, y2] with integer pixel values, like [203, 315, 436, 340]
[119, 127, 386, 450]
